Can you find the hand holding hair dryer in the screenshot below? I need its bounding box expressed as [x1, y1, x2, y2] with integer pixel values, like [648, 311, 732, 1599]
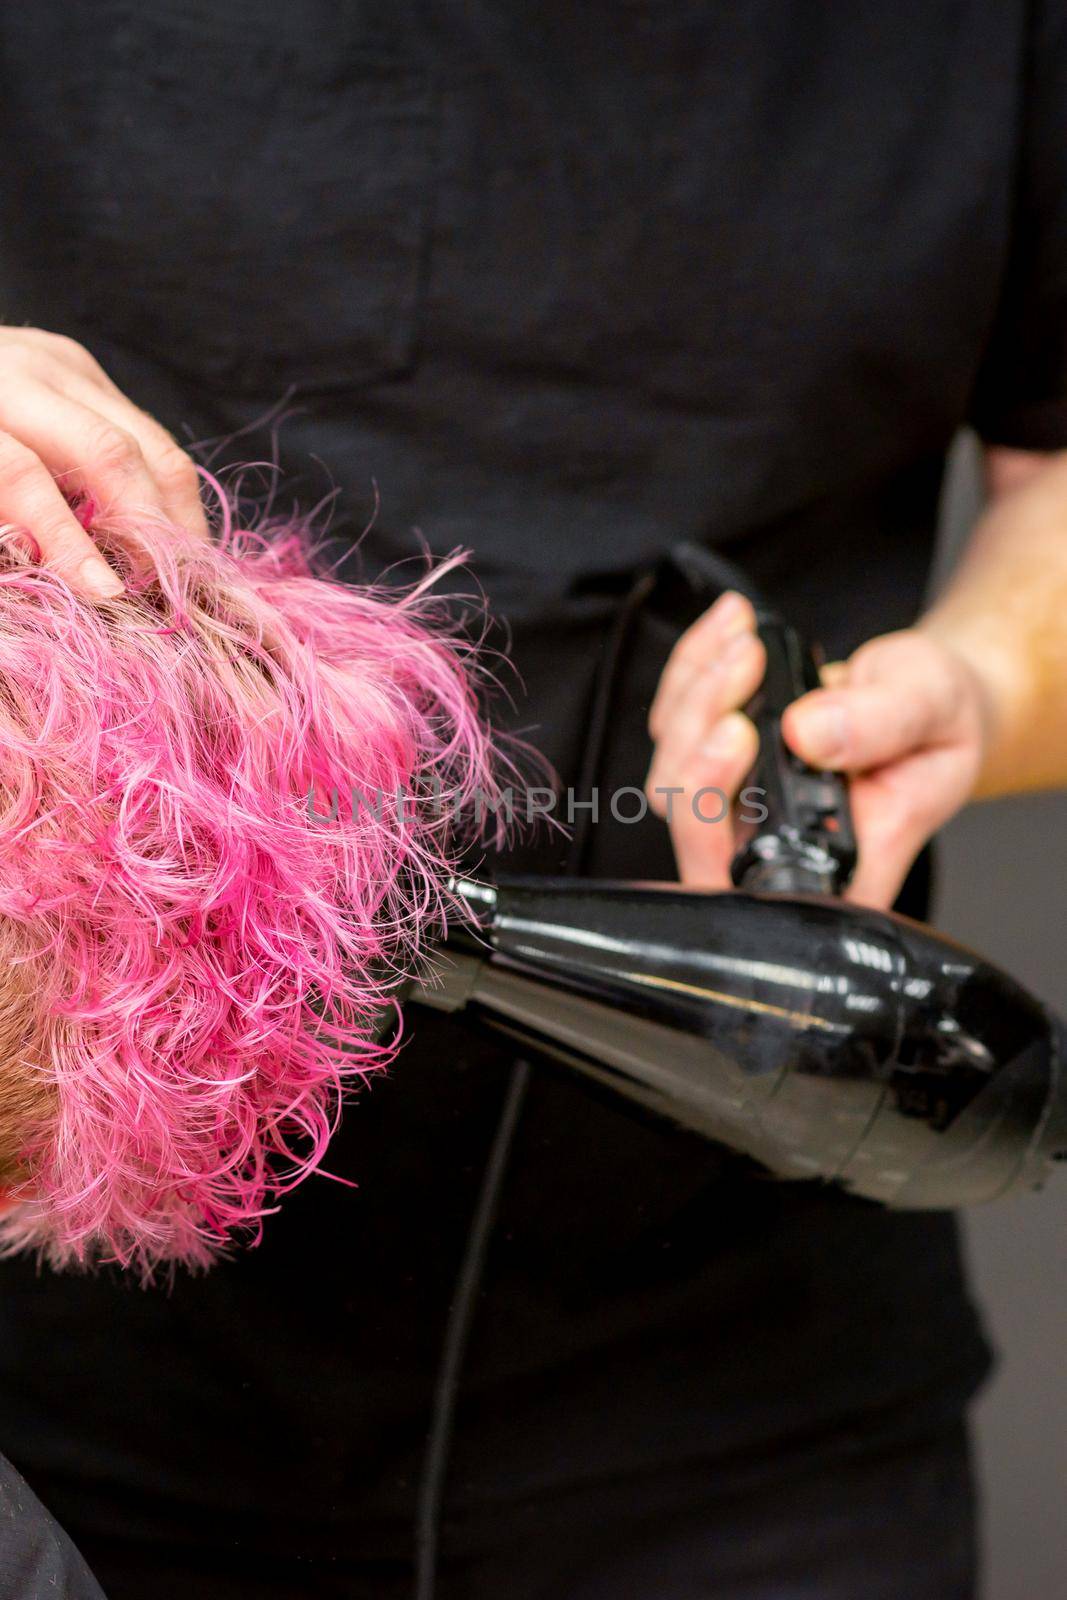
[409, 608, 1067, 1209]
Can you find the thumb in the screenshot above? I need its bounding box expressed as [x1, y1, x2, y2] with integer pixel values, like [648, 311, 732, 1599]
[781, 638, 957, 773]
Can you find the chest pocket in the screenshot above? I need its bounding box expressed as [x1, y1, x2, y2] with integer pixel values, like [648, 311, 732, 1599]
[6, 2, 436, 398]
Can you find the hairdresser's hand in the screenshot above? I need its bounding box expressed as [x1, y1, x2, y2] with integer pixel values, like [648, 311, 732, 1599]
[782, 628, 991, 908]
[0, 327, 208, 598]
[645, 590, 765, 890]
[646, 591, 991, 911]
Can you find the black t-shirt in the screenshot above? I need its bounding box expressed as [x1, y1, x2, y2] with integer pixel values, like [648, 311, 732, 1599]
[0, 3, 1064, 1595]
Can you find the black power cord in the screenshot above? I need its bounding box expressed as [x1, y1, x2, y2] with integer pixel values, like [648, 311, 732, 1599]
[412, 566, 657, 1600]
[412, 1053, 531, 1600]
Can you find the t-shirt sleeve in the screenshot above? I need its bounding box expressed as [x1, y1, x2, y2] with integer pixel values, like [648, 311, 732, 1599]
[969, 0, 1067, 449]
[0, 1452, 107, 1600]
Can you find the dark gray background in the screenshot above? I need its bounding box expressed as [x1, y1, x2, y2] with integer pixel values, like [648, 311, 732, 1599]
[933, 436, 1067, 1600]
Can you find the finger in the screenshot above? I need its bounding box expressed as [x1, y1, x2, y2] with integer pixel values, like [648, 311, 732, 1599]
[845, 744, 976, 910]
[648, 590, 756, 741]
[0, 432, 122, 598]
[54, 372, 208, 537]
[646, 628, 764, 809]
[846, 844, 914, 912]
[819, 659, 848, 689]
[841, 772, 922, 910]
[781, 669, 956, 774]
[0, 381, 170, 527]
[666, 712, 760, 888]
[0, 328, 125, 395]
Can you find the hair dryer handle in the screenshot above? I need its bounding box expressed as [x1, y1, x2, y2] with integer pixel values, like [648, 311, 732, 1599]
[729, 611, 857, 896]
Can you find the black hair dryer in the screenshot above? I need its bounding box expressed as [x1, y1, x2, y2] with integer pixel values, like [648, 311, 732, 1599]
[408, 611, 1066, 1209]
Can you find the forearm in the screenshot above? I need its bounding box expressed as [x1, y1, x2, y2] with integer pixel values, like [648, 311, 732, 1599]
[920, 447, 1067, 799]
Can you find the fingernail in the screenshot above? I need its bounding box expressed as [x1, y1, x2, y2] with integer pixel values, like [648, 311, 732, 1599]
[714, 591, 746, 630]
[78, 557, 123, 599]
[796, 701, 848, 762]
[699, 712, 749, 760]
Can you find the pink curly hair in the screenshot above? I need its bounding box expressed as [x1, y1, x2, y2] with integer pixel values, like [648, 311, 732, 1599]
[0, 498, 503, 1278]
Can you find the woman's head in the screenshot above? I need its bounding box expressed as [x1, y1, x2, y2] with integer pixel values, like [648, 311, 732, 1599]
[0, 508, 501, 1277]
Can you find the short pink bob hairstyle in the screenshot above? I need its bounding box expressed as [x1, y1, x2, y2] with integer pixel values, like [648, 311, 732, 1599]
[0, 493, 502, 1279]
